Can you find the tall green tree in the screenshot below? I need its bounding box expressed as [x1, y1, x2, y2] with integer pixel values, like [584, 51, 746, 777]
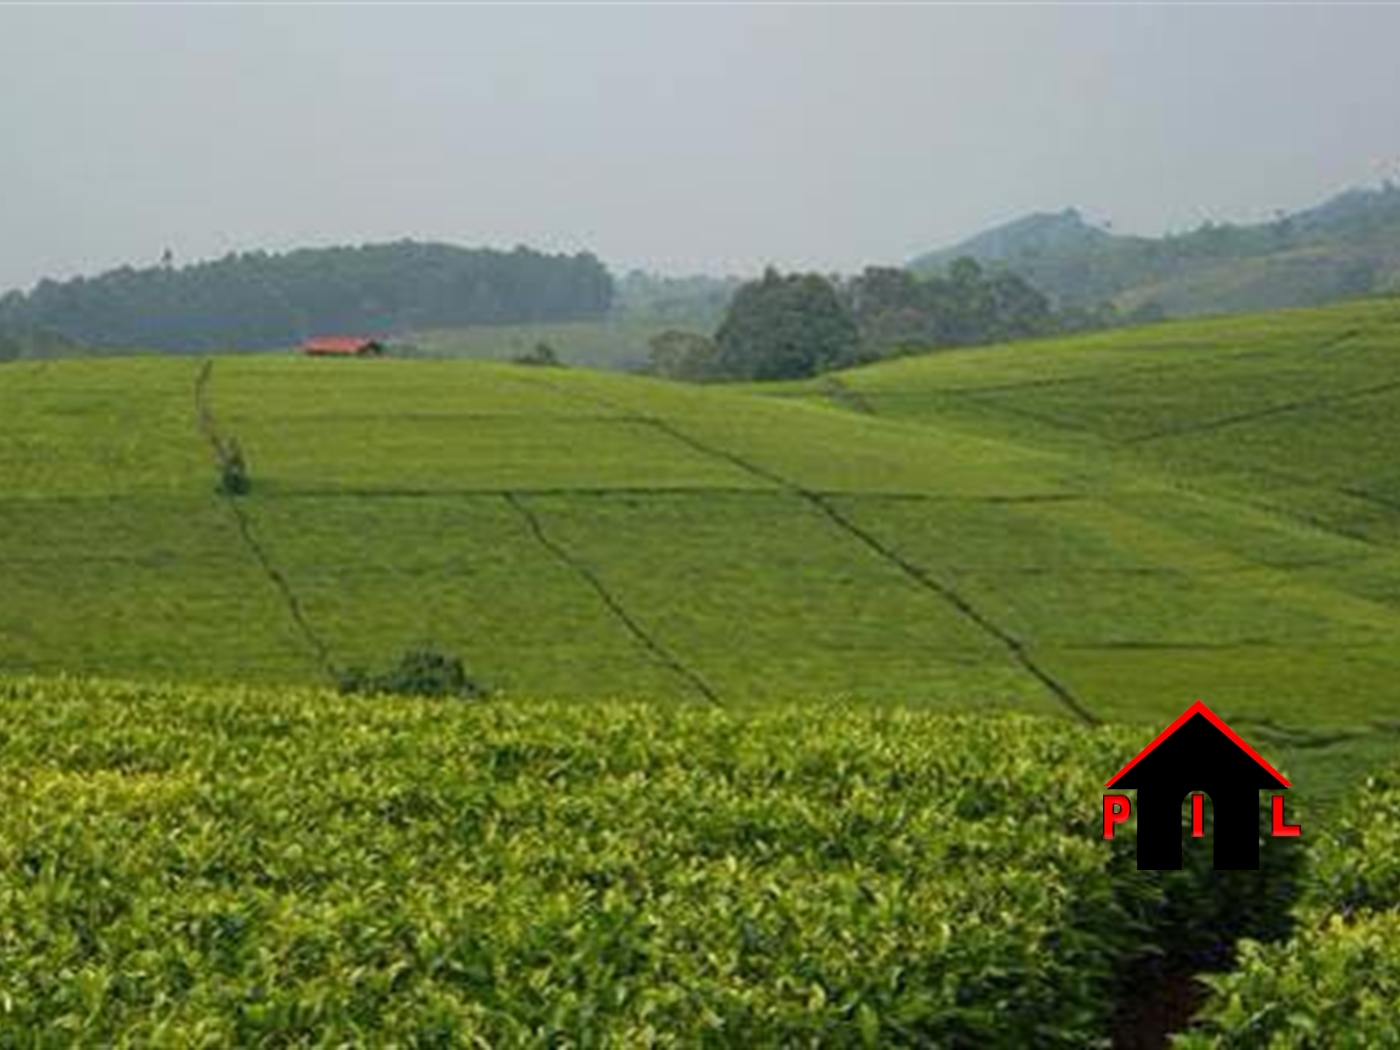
[714, 269, 860, 381]
[844, 258, 1054, 356]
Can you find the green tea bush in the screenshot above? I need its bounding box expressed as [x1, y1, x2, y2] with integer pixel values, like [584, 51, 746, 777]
[1178, 776, 1400, 1046]
[1175, 912, 1400, 1048]
[1305, 774, 1400, 918]
[0, 678, 1301, 1045]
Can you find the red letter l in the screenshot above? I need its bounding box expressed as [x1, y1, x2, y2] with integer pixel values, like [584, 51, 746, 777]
[1271, 795, 1301, 837]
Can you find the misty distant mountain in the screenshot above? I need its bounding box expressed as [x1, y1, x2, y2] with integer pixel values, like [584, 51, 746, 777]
[911, 184, 1400, 317]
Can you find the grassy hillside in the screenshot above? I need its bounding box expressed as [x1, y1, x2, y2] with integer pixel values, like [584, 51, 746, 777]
[4, 300, 1400, 799]
[769, 297, 1400, 796]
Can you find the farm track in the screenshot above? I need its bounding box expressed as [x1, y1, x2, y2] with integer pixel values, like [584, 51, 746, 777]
[517, 372, 1098, 724]
[502, 492, 721, 705]
[194, 360, 337, 679]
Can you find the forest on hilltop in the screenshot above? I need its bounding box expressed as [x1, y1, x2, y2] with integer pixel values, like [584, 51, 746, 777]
[0, 242, 614, 352]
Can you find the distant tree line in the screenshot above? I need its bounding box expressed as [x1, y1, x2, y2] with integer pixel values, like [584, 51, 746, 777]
[0, 242, 614, 352]
[0, 323, 81, 362]
[648, 258, 1128, 383]
[614, 270, 743, 329]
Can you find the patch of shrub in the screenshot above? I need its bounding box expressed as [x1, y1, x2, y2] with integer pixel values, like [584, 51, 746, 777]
[215, 437, 251, 496]
[512, 341, 562, 367]
[337, 647, 484, 699]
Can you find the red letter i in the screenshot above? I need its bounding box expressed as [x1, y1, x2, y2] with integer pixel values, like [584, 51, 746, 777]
[1192, 794, 1205, 837]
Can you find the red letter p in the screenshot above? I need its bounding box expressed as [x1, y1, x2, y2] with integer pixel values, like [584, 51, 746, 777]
[1103, 794, 1132, 839]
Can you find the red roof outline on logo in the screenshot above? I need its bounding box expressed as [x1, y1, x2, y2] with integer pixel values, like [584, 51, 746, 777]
[1104, 701, 1290, 789]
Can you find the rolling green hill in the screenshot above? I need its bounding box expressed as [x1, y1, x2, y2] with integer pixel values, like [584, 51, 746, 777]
[4, 299, 1400, 799]
[911, 184, 1400, 317]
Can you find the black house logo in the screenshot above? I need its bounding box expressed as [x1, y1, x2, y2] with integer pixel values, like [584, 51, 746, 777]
[1102, 701, 1300, 870]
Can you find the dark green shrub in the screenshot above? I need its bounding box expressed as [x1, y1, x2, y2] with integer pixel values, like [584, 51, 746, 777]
[216, 438, 251, 496]
[513, 341, 562, 367]
[338, 648, 484, 699]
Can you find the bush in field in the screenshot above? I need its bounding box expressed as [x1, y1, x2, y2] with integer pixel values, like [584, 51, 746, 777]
[337, 647, 483, 699]
[215, 437, 251, 496]
[512, 341, 562, 367]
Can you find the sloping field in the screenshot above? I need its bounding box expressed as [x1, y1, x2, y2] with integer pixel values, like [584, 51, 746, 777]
[3, 302, 1400, 797]
[775, 298, 1400, 795]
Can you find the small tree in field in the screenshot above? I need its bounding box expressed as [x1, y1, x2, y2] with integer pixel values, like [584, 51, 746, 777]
[217, 438, 251, 496]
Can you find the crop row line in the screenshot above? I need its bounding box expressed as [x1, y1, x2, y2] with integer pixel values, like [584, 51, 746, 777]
[912, 361, 1397, 557]
[1124, 376, 1400, 446]
[192, 485, 1096, 504]
[651, 413, 1098, 722]
[582, 428, 1103, 723]
[194, 360, 337, 680]
[502, 492, 721, 706]
[925, 324, 1368, 401]
[509, 369, 1099, 723]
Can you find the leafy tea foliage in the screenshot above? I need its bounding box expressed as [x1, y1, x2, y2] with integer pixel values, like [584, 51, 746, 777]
[0, 678, 1300, 1045]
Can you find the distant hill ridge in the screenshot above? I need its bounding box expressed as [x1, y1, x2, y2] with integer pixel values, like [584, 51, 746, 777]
[911, 183, 1400, 316]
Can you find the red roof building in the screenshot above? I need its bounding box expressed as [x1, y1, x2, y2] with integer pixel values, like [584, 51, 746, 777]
[301, 336, 386, 357]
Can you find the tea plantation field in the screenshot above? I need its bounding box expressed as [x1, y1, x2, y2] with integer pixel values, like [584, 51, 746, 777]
[4, 299, 1400, 799]
[5, 300, 1400, 1042]
[0, 676, 1300, 1046]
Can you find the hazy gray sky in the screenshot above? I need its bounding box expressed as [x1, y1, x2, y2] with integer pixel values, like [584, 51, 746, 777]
[3, 5, 1399, 292]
